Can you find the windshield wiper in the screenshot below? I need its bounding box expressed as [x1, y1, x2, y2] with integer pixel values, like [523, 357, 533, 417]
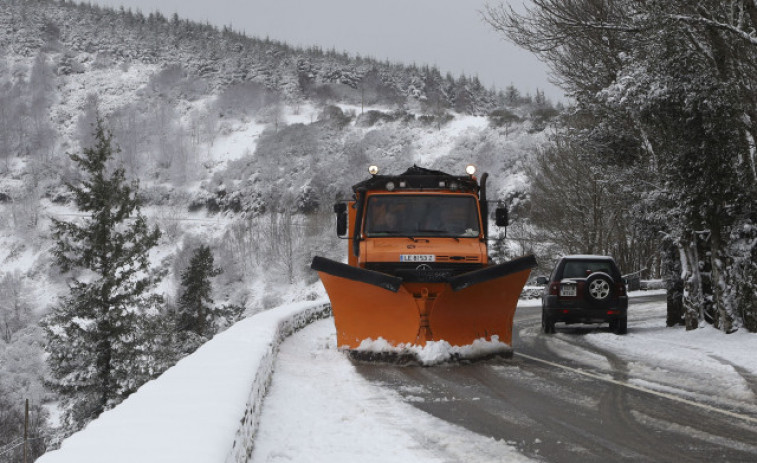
[371, 231, 432, 242]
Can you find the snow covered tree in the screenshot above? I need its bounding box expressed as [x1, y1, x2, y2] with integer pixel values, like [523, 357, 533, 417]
[525, 133, 630, 259]
[0, 326, 49, 461]
[176, 245, 223, 338]
[0, 271, 32, 343]
[43, 117, 163, 434]
[485, 0, 757, 332]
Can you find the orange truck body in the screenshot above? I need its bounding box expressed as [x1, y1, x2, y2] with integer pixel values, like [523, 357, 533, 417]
[312, 165, 536, 350]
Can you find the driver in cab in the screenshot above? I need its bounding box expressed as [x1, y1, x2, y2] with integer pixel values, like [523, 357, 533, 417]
[369, 203, 401, 234]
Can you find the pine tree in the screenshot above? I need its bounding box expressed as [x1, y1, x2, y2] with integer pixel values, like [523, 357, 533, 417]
[42, 117, 162, 433]
[176, 245, 223, 338]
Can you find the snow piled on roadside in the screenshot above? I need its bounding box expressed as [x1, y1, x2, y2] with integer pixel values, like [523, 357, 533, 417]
[581, 298, 757, 409]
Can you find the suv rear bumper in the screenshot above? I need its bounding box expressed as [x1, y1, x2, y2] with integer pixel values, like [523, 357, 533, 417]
[544, 295, 628, 324]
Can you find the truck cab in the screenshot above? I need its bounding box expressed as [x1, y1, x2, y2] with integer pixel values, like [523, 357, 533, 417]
[337, 165, 501, 278]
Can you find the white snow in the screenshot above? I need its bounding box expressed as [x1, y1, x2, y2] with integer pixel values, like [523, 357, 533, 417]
[353, 335, 513, 366]
[196, 103, 324, 175]
[53, 62, 160, 142]
[208, 121, 267, 164]
[412, 114, 490, 165]
[250, 319, 532, 463]
[581, 298, 757, 408]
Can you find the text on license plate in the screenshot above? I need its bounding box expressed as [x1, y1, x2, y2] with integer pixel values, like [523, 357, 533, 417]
[400, 254, 435, 263]
[560, 285, 577, 297]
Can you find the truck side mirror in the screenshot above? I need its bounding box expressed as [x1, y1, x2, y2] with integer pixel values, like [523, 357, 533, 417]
[495, 206, 509, 227]
[536, 276, 548, 285]
[334, 202, 347, 236]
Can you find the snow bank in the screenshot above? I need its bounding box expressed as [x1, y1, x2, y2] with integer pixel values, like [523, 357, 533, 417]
[36, 300, 331, 463]
[582, 301, 757, 406]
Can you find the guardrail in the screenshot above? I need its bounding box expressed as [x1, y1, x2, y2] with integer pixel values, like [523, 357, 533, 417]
[228, 301, 331, 463]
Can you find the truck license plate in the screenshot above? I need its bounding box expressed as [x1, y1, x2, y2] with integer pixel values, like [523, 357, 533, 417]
[400, 254, 435, 263]
[560, 285, 577, 297]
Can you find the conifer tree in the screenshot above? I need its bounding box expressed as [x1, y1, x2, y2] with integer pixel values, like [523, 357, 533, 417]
[43, 117, 162, 433]
[176, 245, 223, 338]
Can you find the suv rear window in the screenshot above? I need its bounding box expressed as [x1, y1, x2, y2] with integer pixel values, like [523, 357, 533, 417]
[561, 260, 616, 279]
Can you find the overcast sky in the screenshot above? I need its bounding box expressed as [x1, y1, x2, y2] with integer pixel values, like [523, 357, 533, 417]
[91, 0, 564, 102]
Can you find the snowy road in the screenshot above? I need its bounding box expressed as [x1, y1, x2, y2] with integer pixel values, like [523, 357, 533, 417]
[357, 294, 757, 462]
[253, 293, 757, 462]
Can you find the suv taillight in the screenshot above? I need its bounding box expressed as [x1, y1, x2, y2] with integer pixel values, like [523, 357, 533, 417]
[617, 283, 626, 296]
[549, 282, 559, 296]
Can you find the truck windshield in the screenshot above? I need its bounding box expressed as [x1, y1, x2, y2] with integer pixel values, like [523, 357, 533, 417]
[364, 195, 480, 238]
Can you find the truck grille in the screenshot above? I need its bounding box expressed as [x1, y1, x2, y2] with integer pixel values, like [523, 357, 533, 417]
[364, 262, 483, 283]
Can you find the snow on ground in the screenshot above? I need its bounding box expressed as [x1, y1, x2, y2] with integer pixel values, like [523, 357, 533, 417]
[582, 298, 757, 409]
[412, 114, 490, 166]
[284, 103, 319, 125]
[250, 317, 533, 463]
[53, 61, 160, 142]
[208, 120, 266, 164]
[197, 102, 324, 174]
[525, 290, 757, 413]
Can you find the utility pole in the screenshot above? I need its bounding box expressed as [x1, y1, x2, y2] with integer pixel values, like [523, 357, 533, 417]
[24, 398, 29, 463]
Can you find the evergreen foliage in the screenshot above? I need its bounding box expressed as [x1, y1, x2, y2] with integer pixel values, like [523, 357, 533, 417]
[176, 245, 224, 338]
[42, 117, 163, 434]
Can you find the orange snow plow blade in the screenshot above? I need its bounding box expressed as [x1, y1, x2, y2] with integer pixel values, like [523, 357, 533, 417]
[312, 255, 536, 349]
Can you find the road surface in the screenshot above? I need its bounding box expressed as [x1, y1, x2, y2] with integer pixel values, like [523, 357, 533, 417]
[355, 294, 757, 462]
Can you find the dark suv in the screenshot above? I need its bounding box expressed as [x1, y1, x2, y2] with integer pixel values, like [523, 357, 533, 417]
[538, 255, 628, 335]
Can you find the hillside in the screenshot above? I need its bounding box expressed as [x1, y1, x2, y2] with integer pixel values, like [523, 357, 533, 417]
[0, 0, 555, 458]
[1, 0, 527, 116]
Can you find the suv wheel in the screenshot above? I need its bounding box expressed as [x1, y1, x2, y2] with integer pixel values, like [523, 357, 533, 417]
[585, 272, 614, 307]
[541, 310, 555, 334]
[615, 317, 627, 335]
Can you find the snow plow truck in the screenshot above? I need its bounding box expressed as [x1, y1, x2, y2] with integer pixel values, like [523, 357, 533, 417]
[311, 165, 537, 351]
